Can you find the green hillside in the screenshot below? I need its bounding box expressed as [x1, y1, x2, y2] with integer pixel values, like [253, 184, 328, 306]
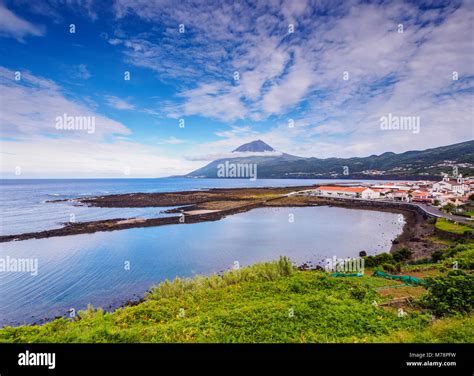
[1, 253, 472, 343]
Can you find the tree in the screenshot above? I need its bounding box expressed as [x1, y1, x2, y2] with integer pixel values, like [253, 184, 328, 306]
[393, 247, 413, 262]
[442, 202, 456, 214]
[421, 270, 474, 317]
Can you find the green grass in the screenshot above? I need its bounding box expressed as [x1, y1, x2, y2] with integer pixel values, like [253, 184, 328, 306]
[435, 218, 473, 235]
[427, 235, 459, 246]
[404, 243, 474, 272]
[441, 247, 474, 270]
[0, 257, 472, 343]
[381, 316, 474, 343]
[457, 210, 474, 218]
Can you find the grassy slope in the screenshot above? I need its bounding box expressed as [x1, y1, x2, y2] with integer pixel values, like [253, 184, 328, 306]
[1, 257, 472, 343]
[435, 218, 473, 234]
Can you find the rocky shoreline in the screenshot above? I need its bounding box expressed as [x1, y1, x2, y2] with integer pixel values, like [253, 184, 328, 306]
[0, 185, 448, 328]
[0, 186, 442, 258]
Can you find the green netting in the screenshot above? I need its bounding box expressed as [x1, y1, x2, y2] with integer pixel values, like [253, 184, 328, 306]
[331, 272, 363, 277]
[372, 270, 425, 286]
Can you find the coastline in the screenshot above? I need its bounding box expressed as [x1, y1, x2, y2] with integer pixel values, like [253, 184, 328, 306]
[2, 254, 472, 341]
[0, 185, 442, 258]
[1, 185, 469, 329]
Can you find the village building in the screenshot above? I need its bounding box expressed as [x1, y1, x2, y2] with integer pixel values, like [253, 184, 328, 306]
[292, 174, 471, 207]
[411, 190, 432, 203]
[386, 189, 410, 201]
[315, 186, 381, 199]
[432, 174, 469, 195]
[372, 183, 411, 191]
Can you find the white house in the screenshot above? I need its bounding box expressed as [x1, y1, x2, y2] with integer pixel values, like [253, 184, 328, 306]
[386, 190, 410, 201]
[432, 174, 469, 195]
[316, 186, 380, 199]
[360, 188, 381, 199]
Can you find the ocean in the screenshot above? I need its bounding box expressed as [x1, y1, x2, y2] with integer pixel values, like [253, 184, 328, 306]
[0, 178, 404, 326]
[0, 178, 329, 236]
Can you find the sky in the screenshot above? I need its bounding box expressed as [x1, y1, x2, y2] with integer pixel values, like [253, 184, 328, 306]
[0, 0, 473, 178]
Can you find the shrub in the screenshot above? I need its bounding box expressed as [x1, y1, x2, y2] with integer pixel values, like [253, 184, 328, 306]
[420, 270, 474, 317]
[431, 244, 471, 262]
[431, 250, 445, 262]
[441, 203, 456, 214]
[376, 253, 395, 264]
[381, 263, 397, 273]
[364, 256, 376, 268]
[393, 248, 413, 262]
[442, 248, 474, 270]
[146, 256, 294, 300]
[364, 252, 394, 268]
[349, 285, 367, 301]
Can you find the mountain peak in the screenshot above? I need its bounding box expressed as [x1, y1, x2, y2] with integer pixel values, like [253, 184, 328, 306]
[232, 140, 275, 153]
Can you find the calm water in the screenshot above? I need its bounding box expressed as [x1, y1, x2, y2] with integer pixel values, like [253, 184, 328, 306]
[0, 206, 404, 327]
[0, 178, 404, 327]
[0, 178, 386, 236]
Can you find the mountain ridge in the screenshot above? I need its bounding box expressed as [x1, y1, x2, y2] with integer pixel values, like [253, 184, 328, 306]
[232, 140, 275, 153]
[186, 140, 474, 179]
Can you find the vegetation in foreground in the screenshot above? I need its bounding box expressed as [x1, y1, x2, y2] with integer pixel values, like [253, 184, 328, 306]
[0, 250, 472, 343]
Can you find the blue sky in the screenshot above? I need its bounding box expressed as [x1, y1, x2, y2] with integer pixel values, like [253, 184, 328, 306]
[0, 0, 473, 178]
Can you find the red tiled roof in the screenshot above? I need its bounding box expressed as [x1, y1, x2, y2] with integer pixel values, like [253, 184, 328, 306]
[413, 198, 432, 202]
[318, 186, 367, 193]
[412, 190, 429, 196]
[440, 180, 462, 185]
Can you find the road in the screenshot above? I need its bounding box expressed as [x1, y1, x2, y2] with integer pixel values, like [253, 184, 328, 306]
[285, 191, 473, 225]
[413, 203, 473, 225]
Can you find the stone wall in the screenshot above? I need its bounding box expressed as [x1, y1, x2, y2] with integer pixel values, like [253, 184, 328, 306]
[318, 197, 436, 220]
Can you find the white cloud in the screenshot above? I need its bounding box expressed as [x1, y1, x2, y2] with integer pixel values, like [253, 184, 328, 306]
[3, 1, 472, 176]
[161, 136, 185, 145]
[74, 64, 91, 80]
[179, 84, 246, 122]
[0, 67, 129, 138]
[0, 67, 200, 177]
[186, 150, 283, 162]
[214, 125, 257, 139]
[262, 51, 313, 115]
[105, 95, 135, 110]
[0, 3, 45, 41]
[1, 137, 199, 178]
[105, 0, 473, 163]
